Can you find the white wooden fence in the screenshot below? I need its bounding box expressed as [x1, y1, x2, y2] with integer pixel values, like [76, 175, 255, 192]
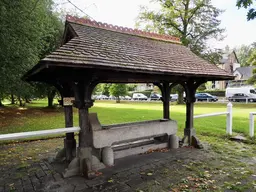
[194, 102, 233, 135]
[249, 112, 256, 137]
[0, 103, 234, 142]
[0, 127, 80, 141]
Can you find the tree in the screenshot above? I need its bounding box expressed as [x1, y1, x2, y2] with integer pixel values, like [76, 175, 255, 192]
[247, 50, 256, 84]
[236, 0, 256, 20]
[0, 0, 63, 107]
[100, 84, 111, 96]
[109, 84, 127, 103]
[235, 43, 256, 66]
[137, 0, 225, 103]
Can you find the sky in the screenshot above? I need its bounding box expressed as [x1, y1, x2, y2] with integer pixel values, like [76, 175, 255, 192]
[55, 0, 256, 49]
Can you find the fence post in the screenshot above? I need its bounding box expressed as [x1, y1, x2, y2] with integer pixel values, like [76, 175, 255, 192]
[226, 102, 233, 135]
[249, 113, 254, 137]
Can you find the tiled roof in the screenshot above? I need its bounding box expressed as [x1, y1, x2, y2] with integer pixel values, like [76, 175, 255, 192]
[39, 16, 233, 79]
[235, 66, 255, 80]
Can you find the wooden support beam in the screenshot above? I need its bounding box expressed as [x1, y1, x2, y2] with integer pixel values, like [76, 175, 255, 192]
[162, 82, 171, 119]
[154, 82, 177, 120]
[64, 105, 76, 161]
[182, 80, 206, 148]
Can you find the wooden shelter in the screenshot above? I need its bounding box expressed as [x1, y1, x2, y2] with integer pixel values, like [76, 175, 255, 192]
[23, 15, 234, 178]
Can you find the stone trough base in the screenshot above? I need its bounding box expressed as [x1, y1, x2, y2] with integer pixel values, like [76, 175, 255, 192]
[61, 134, 179, 178]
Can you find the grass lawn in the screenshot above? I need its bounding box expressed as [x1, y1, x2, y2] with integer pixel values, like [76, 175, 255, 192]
[0, 99, 256, 138]
[2, 100, 256, 191]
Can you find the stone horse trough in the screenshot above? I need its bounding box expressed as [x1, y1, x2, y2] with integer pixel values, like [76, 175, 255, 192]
[23, 15, 234, 178]
[63, 113, 179, 178]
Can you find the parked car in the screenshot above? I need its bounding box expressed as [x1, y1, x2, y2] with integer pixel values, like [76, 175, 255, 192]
[96, 95, 108, 100]
[170, 94, 178, 102]
[225, 86, 256, 98]
[132, 93, 148, 100]
[124, 95, 132, 100]
[228, 93, 256, 102]
[195, 93, 218, 102]
[149, 93, 161, 101]
[119, 96, 125, 100]
[108, 95, 116, 100]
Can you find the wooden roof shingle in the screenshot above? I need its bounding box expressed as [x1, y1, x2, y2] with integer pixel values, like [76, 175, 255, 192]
[24, 15, 234, 81]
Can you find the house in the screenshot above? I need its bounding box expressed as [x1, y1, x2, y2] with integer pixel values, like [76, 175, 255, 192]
[135, 83, 154, 92]
[233, 66, 256, 80]
[212, 50, 240, 89]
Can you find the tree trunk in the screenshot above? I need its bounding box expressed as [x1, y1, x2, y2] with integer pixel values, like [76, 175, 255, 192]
[25, 97, 30, 103]
[18, 96, 23, 107]
[116, 96, 120, 103]
[47, 90, 56, 107]
[0, 99, 3, 107]
[177, 86, 184, 104]
[11, 94, 15, 104]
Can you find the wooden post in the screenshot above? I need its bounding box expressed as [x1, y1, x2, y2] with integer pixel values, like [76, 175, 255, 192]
[182, 80, 205, 148]
[72, 80, 96, 178]
[78, 107, 92, 147]
[64, 105, 76, 161]
[163, 82, 170, 119]
[184, 101, 195, 145]
[154, 82, 171, 120]
[185, 102, 194, 129]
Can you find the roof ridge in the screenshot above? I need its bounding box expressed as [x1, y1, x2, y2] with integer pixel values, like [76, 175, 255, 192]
[66, 15, 181, 44]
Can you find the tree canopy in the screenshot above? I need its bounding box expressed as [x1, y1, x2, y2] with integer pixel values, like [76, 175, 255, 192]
[137, 0, 224, 103]
[137, 0, 225, 64]
[235, 43, 256, 66]
[0, 0, 63, 106]
[236, 0, 256, 20]
[109, 84, 127, 103]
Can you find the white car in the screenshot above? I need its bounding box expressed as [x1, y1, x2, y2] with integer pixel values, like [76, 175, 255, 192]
[108, 95, 116, 100]
[170, 94, 178, 102]
[132, 93, 148, 100]
[225, 86, 256, 98]
[124, 95, 132, 100]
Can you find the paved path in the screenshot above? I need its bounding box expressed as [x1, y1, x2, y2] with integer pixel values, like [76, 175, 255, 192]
[1, 146, 210, 192]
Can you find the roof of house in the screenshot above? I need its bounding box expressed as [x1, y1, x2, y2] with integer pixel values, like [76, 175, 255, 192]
[24, 15, 234, 82]
[220, 50, 239, 64]
[234, 66, 256, 80]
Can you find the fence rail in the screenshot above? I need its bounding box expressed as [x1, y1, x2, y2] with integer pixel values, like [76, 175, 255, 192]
[194, 112, 228, 119]
[194, 102, 233, 135]
[0, 127, 80, 141]
[0, 103, 234, 142]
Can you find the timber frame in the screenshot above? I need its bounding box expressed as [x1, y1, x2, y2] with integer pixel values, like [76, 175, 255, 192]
[23, 15, 234, 178]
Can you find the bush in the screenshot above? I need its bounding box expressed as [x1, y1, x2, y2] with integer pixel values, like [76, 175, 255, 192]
[197, 90, 225, 97]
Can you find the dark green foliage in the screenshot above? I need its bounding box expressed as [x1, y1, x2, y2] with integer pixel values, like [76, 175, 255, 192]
[100, 84, 112, 96]
[127, 84, 138, 92]
[0, 0, 63, 106]
[236, 0, 256, 20]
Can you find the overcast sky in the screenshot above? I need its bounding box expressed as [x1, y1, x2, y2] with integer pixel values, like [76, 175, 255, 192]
[55, 0, 256, 49]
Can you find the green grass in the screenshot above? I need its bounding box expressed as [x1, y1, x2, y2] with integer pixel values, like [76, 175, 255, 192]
[1, 100, 256, 138]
